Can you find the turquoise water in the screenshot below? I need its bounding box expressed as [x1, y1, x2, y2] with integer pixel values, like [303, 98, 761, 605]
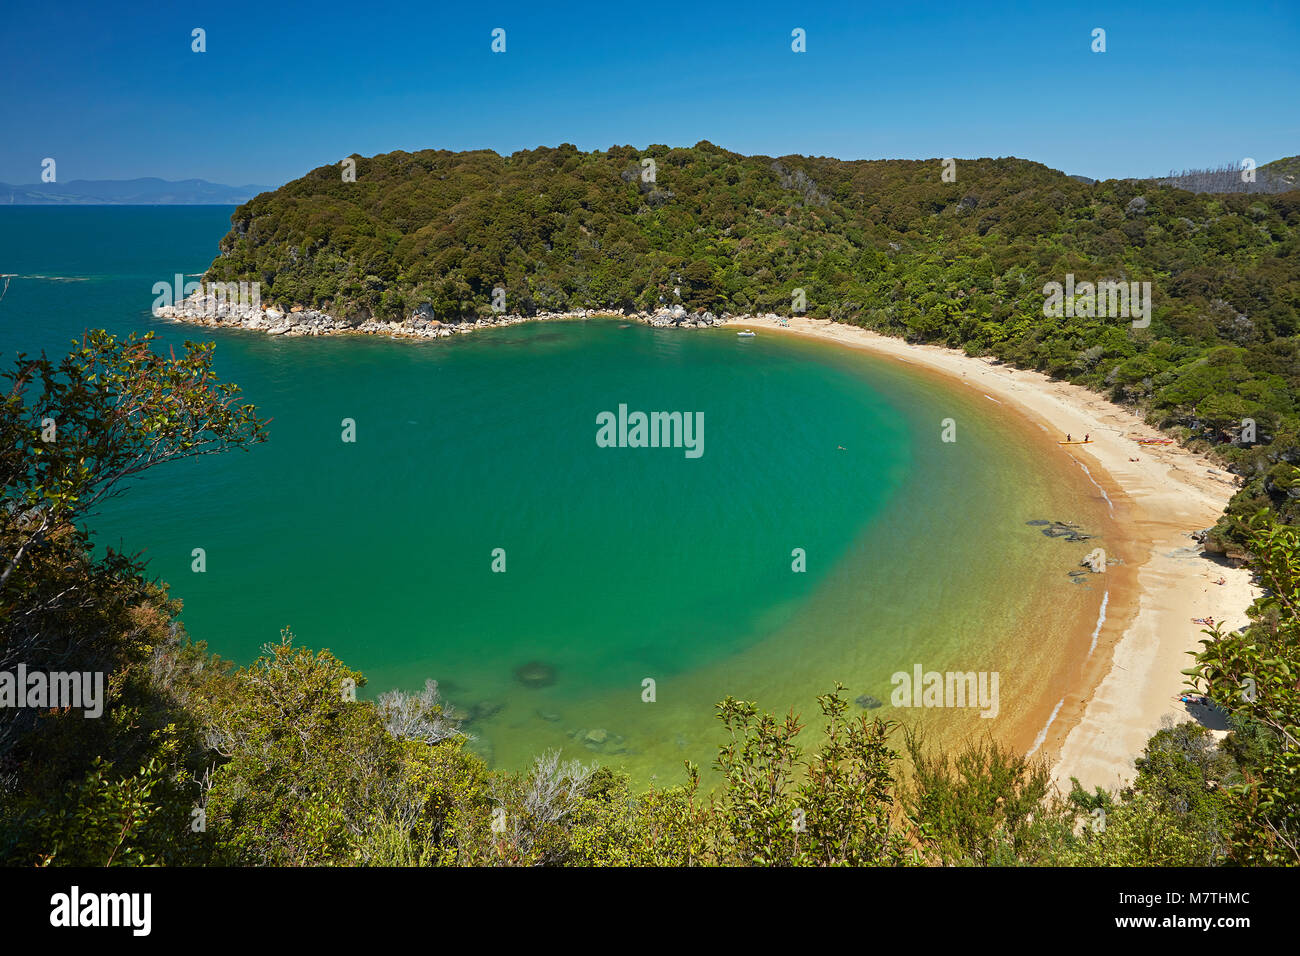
[0, 207, 1113, 781]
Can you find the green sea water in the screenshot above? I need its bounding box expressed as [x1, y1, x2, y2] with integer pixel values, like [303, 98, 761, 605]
[0, 207, 1114, 783]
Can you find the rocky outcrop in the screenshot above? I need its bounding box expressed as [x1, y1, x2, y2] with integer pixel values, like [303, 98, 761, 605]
[154, 293, 732, 340]
[644, 306, 729, 328]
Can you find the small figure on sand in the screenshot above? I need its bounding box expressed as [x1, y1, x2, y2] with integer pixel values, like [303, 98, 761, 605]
[1215, 577, 1226, 585]
[1176, 693, 1212, 706]
[1084, 433, 1090, 442]
[1067, 433, 1072, 442]
[1192, 616, 1215, 627]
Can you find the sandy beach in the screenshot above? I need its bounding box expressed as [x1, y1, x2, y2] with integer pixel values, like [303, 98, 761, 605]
[723, 315, 1259, 793]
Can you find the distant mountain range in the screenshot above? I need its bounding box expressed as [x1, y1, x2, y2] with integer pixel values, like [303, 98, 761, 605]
[0, 178, 272, 205]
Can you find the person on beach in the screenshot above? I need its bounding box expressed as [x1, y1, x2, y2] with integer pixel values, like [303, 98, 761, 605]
[1067, 433, 1072, 442]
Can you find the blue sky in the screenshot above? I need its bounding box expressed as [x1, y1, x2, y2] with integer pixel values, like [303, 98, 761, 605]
[1, 0, 1296, 187]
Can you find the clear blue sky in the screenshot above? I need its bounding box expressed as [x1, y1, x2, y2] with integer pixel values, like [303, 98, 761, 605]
[1, 0, 1296, 187]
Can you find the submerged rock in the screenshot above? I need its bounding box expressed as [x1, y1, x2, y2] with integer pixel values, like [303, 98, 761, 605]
[1035, 520, 1095, 542]
[855, 694, 883, 710]
[466, 699, 505, 724]
[514, 660, 557, 689]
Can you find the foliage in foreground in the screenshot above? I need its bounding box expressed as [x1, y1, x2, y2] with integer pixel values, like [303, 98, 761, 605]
[1188, 518, 1300, 864]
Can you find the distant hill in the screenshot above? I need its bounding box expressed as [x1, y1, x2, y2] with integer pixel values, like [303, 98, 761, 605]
[1143, 156, 1299, 194]
[203, 142, 1300, 548]
[1261, 155, 1300, 189]
[0, 177, 271, 205]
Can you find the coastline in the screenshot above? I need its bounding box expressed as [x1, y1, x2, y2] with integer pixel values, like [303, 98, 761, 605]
[152, 296, 728, 337]
[717, 315, 1258, 793]
[161, 297, 1259, 791]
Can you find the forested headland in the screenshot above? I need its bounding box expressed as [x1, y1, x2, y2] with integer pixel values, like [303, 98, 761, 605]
[204, 143, 1300, 551]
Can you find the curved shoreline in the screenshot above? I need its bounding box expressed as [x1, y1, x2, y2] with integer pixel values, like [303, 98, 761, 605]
[163, 298, 1258, 790]
[717, 315, 1258, 792]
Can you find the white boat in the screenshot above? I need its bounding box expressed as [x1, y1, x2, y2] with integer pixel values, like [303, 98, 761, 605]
[737, 330, 756, 337]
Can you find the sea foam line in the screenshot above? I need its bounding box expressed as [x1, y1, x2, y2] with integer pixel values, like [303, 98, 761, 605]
[1088, 590, 1109, 657]
[1027, 697, 1066, 758]
[1028, 590, 1107, 758]
[8, 274, 92, 282]
[1071, 457, 1114, 514]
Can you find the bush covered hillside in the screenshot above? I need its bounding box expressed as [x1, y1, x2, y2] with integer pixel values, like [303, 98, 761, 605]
[204, 143, 1300, 547]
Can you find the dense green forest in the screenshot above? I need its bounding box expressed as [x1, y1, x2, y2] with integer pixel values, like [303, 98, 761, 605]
[2, 333, 1297, 865]
[204, 143, 1300, 550]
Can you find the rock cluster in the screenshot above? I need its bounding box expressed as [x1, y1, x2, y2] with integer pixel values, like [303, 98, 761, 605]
[1025, 519, 1095, 543]
[155, 294, 738, 339]
[566, 726, 630, 755]
[643, 305, 728, 328]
